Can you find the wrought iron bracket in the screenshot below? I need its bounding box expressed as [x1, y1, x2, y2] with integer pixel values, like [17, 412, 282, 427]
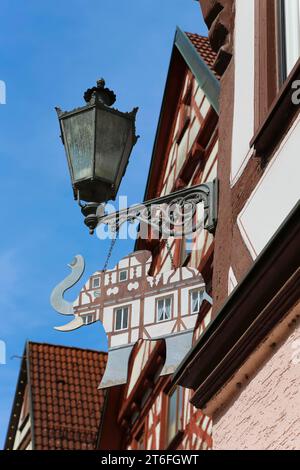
[80, 179, 218, 236]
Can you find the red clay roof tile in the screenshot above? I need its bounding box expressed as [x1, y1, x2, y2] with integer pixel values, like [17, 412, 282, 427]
[185, 32, 219, 79]
[27, 342, 107, 450]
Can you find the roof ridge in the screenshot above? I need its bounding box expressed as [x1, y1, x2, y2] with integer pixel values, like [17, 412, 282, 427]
[185, 31, 209, 40]
[27, 340, 107, 355]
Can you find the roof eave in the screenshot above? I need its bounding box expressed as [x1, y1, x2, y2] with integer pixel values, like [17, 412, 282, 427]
[174, 27, 220, 114]
[172, 202, 300, 408]
[3, 344, 28, 450]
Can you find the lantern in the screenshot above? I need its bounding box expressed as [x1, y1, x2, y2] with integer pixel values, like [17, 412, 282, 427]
[56, 79, 138, 204]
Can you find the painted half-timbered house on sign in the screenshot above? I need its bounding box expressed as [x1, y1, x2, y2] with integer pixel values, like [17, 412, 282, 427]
[5, 342, 107, 450]
[53, 250, 210, 390]
[98, 28, 219, 451]
[171, 0, 300, 450]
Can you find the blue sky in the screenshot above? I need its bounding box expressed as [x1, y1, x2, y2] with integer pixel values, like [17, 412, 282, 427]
[0, 0, 206, 447]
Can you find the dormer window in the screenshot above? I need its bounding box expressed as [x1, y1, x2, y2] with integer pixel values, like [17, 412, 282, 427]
[119, 270, 128, 282]
[92, 277, 100, 288]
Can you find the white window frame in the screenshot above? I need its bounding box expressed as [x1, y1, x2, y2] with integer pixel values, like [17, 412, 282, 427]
[82, 314, 93, 325]
[114, 306, 129, 331]
[92, 277, 100, 288]
[190, 289, 204, 315]
[281, 0, 300, 78]
[156, 297, 172, 323]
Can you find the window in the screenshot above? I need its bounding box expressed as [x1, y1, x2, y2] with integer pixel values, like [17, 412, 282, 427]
[156, 297, 172, 322]
[119, 270, 128, 282]
[254, 1, 300, 130]
[115, 306, 129, 331]
[167, 387, 183, 445]
[83, 314, 94, 325]
[92, 277, 100, 288]
[279, 0, 300, 81]
[190, 290, 204, 314]
[253, 0, 300, 150]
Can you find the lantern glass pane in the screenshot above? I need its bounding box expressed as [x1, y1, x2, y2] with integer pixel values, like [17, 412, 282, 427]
[95, 109, 132, 184]
[62, 108, 95, 183]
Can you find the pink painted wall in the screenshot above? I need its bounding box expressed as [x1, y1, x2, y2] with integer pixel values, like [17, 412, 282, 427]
[213, 321, 300, 450]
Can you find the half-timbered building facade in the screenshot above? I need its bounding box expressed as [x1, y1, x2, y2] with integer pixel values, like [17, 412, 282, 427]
[171, 0, 300, 450]
[97, 27, 220, 451]
[7, 2, 299, 452]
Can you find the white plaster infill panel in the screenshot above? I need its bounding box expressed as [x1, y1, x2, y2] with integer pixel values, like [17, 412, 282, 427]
[13, 416, 31, 450]
[110, 332, 129, 348]
[230, 0, 255, 187]
[145, 321, 176, 339]
[238, 114, 300, 260]
[130, 299, 140, 328]
[181, 316, 198, 330]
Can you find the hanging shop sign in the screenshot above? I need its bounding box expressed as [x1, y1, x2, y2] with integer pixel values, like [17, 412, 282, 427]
[51, 250, 212, 389]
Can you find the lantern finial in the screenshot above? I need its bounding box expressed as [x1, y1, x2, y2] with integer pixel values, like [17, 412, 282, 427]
[97, 78, 105, 88]
[83, 79, 116, 107]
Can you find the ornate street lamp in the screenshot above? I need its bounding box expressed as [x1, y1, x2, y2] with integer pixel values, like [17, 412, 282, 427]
[56, 79, 138, 208]
[56, 79, 218, 236]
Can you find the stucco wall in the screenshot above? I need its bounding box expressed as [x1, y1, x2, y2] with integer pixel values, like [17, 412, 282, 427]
[213, 321, 300, 450]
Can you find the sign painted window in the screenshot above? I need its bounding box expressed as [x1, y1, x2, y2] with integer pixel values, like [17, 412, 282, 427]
[83, 314, 93, 325]
[92, 277, 100, 288]
[157, 297, 172, 322]
[191, 289, 204, 314]
[119, 270, 128, 282]
[115, 306, 129, 331]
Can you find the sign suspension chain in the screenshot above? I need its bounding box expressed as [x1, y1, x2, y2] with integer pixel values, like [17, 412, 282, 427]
[101, 215, 176, 273]
[102, 224, 120, 272]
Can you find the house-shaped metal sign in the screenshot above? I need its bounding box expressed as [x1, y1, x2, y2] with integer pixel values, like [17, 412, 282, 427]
[51, 251, 212, 389]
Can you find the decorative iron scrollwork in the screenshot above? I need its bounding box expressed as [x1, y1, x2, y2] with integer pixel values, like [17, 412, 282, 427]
[80, 179, 218, 237]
